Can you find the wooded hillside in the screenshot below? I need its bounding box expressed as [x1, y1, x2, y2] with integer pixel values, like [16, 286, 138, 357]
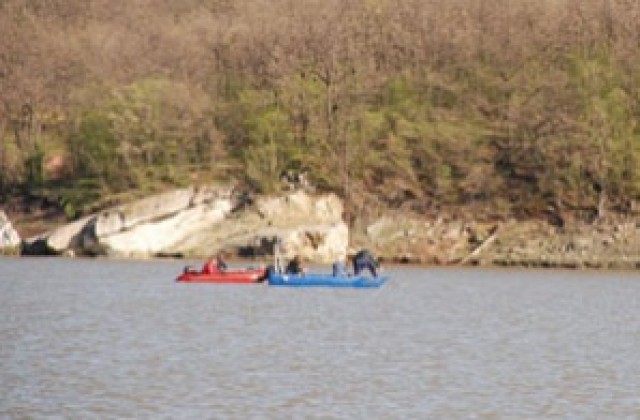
[1, 0, 639, 226]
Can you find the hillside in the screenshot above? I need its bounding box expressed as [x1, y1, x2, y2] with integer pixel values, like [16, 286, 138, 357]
[1, 0, 639, 241]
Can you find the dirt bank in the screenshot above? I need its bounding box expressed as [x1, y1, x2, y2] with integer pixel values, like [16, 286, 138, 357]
[354, 215, 640, 271]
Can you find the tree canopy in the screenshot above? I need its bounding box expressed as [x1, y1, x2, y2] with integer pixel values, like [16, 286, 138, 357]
[1, 0, 639, 223]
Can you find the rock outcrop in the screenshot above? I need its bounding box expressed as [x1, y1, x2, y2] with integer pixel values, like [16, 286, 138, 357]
[14, 186, 640, 269]
[359, 213, 640, 269]
[476, 219, 640, 269]
[168, 190, 348, 263]
[0, 210, 21, 253]
[22, 187, 348, 262]
[356, 215, 474, 264]
[23, 185, 230, 257]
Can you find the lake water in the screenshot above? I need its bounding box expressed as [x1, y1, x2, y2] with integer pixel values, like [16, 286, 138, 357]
[1, 257, 639, 418]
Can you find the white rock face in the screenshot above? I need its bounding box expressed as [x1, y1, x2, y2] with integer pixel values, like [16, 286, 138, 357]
[23, 187, 349, 262]
[0, 210, 21, 248]
[277, 222, 349, 263]
[40, 187, 200, 253]
[116, 188, 196, 229]
[46, 215, 93, 252]
[161, 191, 349, 262]
[101, 199, 233, 257]
[255, 190, 343, 224]
[94, 211, 125, 238]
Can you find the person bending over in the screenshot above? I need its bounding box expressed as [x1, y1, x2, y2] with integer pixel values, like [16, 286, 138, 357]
[352, 249, 380, 277]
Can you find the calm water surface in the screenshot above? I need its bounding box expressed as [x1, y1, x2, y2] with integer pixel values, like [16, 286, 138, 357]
[1, 257, 639, 418]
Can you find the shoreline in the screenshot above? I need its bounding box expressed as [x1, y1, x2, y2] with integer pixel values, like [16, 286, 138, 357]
[3, 251, 638, 272]
[3, 194, 638, 271]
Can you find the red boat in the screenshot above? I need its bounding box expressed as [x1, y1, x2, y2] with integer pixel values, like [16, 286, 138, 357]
[176, 267, 266, 284]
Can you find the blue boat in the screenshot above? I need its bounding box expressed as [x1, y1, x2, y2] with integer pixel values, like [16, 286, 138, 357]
[267, 272, 389, 288]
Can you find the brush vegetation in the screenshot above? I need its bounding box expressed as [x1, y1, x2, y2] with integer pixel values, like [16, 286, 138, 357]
[1, 0, 639, 225]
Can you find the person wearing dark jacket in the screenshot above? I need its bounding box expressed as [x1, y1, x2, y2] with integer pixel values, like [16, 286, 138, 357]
[215, 253, 228, 271]
[285, 255, 306, 275]
[352, 249, 379, 277]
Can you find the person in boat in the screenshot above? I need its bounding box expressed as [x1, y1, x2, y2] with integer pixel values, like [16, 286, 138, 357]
[202, 253, 228, 274]
[285, 254, 306, 275]
[332, 256, 349, 277]
[352, 249, 380, 277]
[216, 253, 228, 271]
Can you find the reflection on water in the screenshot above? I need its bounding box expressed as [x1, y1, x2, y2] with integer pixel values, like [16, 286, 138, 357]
[1, 257, 639, 417]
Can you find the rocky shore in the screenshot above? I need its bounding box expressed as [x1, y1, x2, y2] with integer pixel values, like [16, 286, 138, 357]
[2, 186, 639, 270]
[0, 210, 21, 255]
[6, 186, 348, 263]
[361, 215, 640, 271]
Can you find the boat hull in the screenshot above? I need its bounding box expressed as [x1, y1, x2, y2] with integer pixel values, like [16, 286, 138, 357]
[176, 269, 266, 284]
[267, 273, 389, 288]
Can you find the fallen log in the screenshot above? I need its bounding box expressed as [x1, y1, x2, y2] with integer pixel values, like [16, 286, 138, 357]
[460, 225, 499, 265]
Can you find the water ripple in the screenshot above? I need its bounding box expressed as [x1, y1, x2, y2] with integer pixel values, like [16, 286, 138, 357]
[1, 258, 639, 417]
